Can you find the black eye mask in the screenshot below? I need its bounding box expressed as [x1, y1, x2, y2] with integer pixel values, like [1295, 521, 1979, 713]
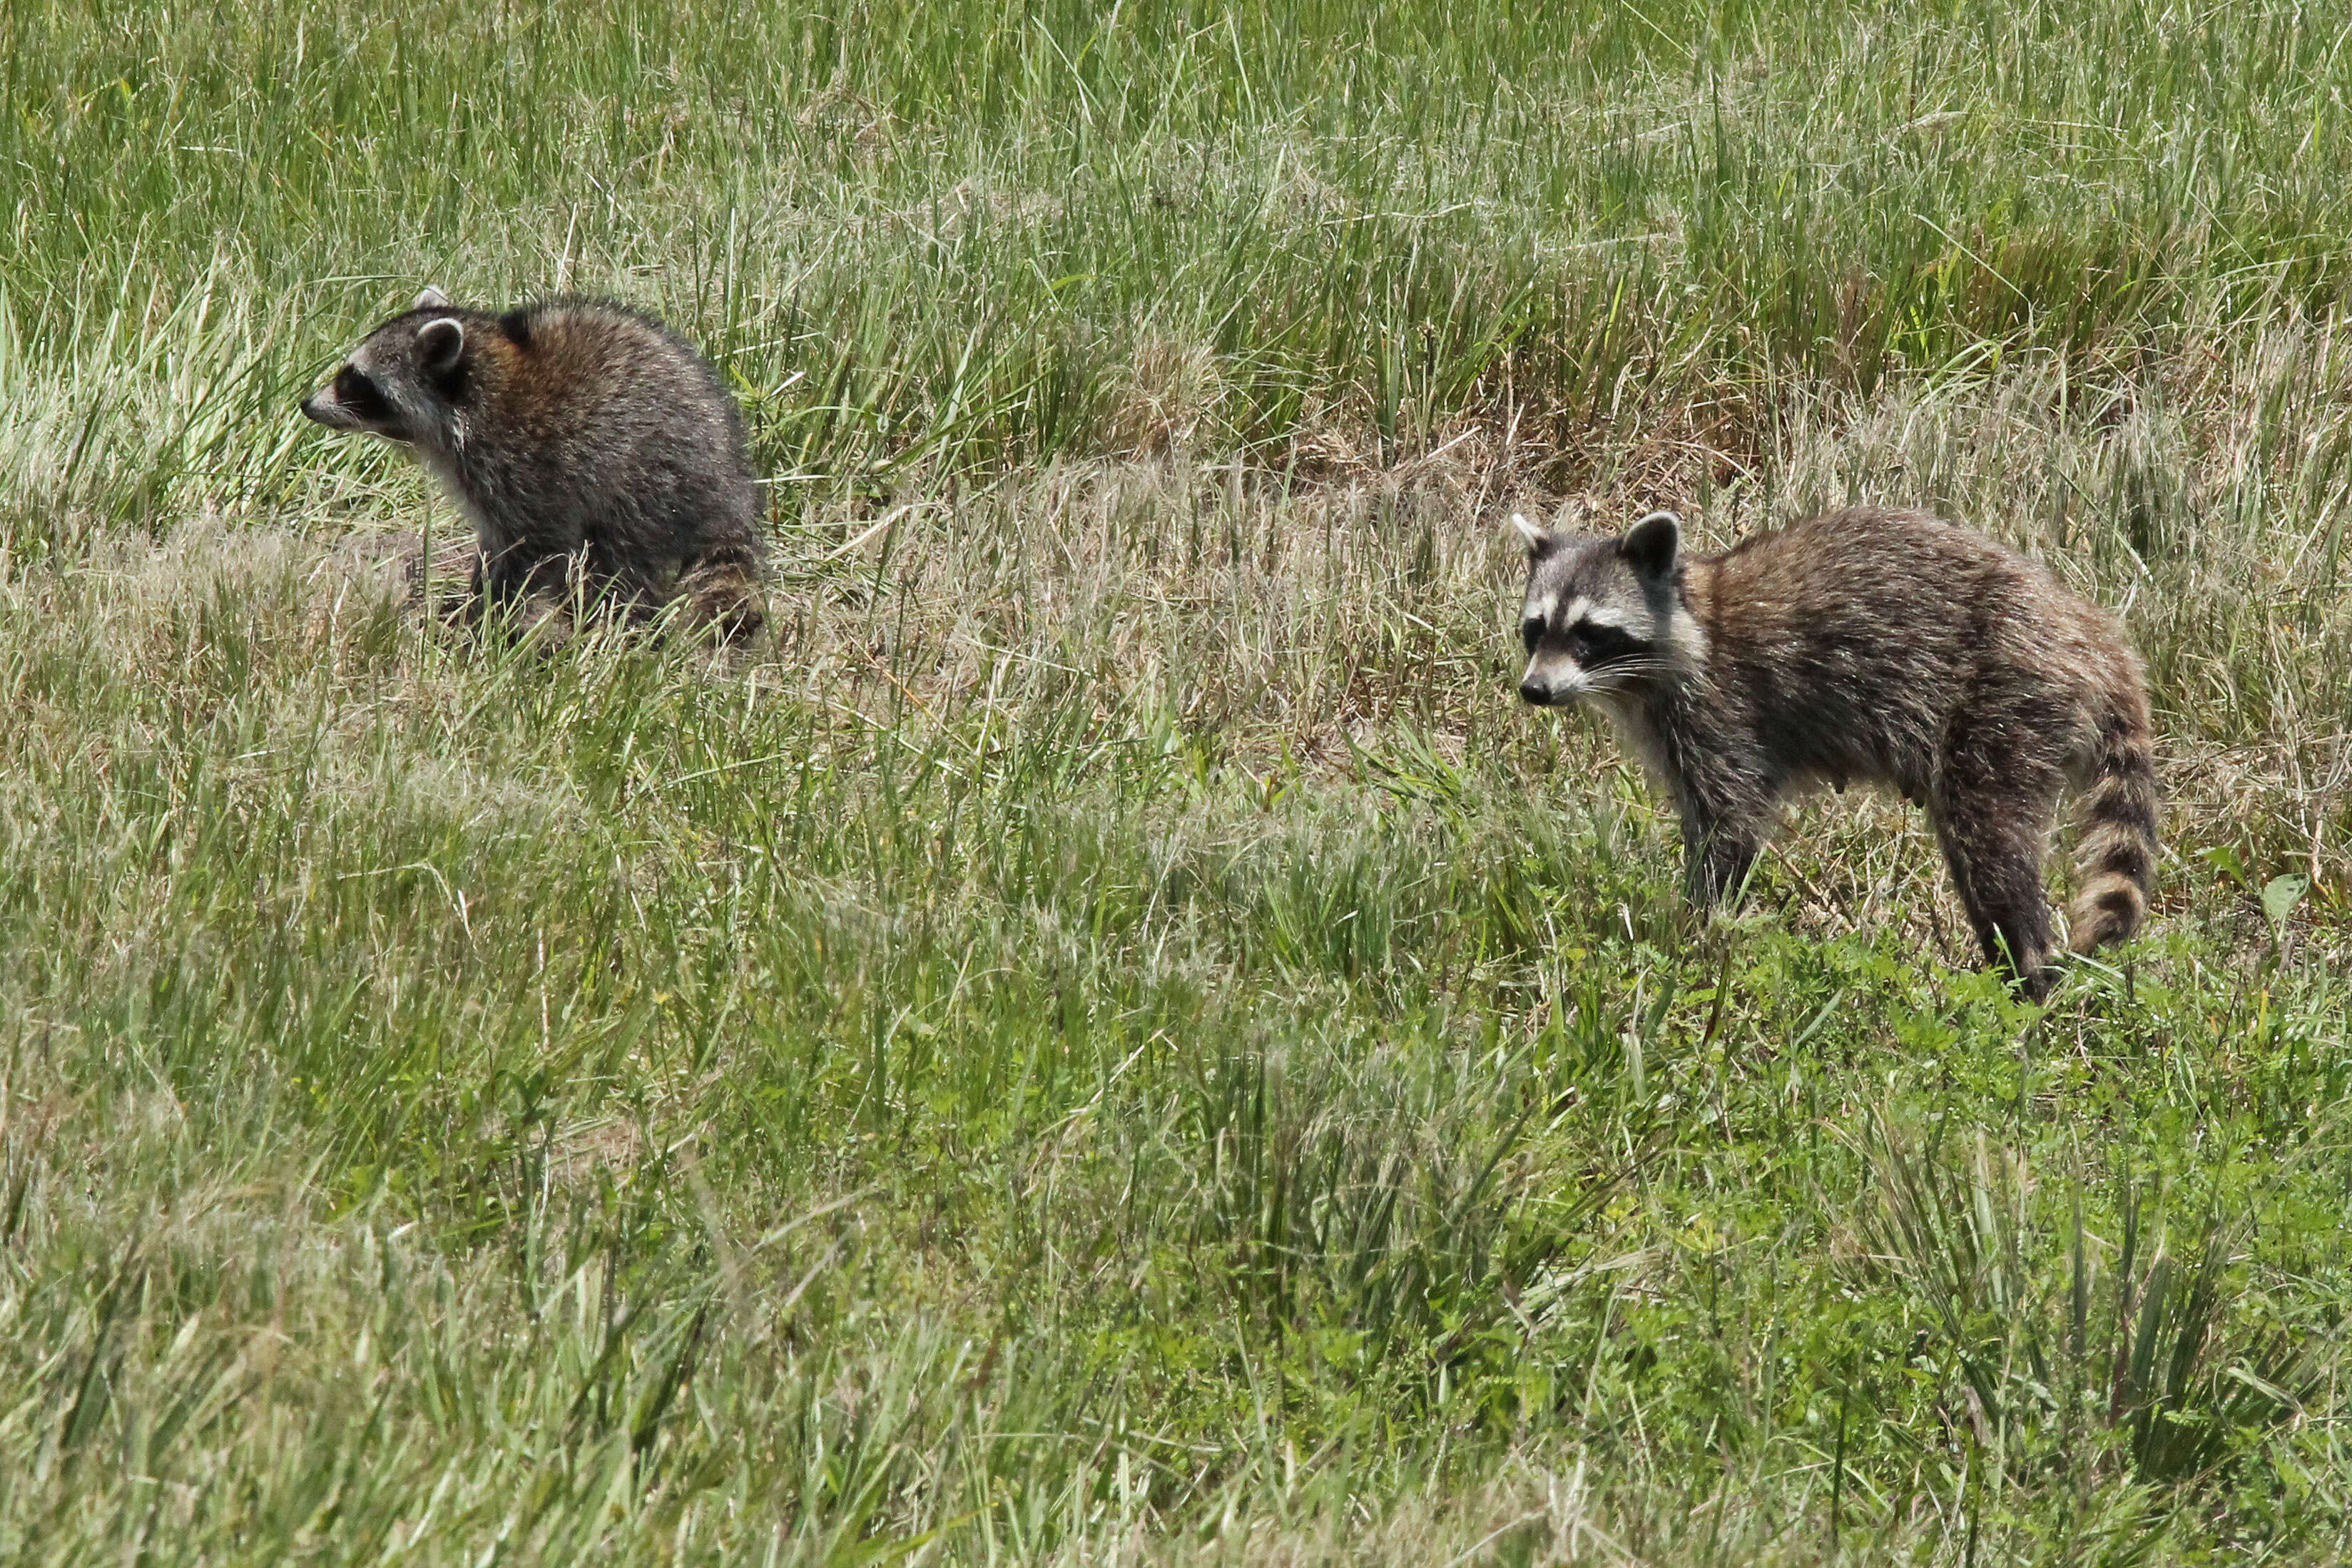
[1568, 621, 1641, 665]
[333, 365, 391, 420]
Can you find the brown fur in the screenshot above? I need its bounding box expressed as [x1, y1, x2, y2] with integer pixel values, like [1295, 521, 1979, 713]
[1514, 505, 2158, 997]
[301, 289, 767, 646]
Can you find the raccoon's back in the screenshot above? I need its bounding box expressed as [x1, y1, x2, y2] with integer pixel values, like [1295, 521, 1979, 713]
[1696, 507, 2115, 777]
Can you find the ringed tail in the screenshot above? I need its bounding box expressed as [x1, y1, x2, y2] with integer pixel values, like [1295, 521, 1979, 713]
[678, 541, 768, 645]
[2067, 691, 2159, 954]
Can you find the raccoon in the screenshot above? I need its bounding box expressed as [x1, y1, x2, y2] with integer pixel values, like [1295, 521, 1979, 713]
[300, 287, 766, 645]
[1513, 504, 2157, 997]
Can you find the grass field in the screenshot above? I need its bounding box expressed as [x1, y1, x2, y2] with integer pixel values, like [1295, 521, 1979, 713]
[4, 0, 2352, 1560]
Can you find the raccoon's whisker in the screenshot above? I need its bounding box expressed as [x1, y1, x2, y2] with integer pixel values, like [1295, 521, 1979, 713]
[1587, 661, 1673, 688]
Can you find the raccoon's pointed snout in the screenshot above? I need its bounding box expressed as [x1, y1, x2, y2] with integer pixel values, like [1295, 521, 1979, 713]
[298, 389, 347, 429]
[1519, 651, 1583, 706]
[1519, 667, 1576, 706]
[300, 387, 376, 436]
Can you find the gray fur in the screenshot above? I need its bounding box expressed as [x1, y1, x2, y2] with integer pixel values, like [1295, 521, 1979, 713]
[1515, 505, 2159, 997]
[301, 291, 767, 644]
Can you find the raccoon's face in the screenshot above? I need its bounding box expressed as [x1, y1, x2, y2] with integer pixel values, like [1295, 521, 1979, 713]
[300, 286, 469, 449]
[1514, 509, 1695, 707]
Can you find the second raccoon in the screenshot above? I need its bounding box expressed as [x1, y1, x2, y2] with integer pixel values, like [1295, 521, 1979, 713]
[301, 288, 766, 643]
[1513, 505, 2158, 997]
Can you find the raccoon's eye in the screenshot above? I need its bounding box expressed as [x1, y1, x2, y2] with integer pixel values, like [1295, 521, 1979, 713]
[1521, 616, 1544, 654]
[333, 365, 389, 419]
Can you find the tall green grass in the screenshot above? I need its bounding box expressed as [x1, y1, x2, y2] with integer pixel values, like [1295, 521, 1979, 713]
[3, 0, 2352, 1562]
[8, 0, 2352, 516]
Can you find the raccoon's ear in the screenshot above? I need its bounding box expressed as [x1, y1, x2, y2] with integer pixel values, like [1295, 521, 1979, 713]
[1511, 512, 1557, 556]
[1621, 510, 1682, 577]
[413, 285, 451, 310]
[416, 317, 466, 378]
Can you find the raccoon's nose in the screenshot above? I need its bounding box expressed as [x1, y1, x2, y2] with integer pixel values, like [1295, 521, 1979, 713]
[1518, 678, 1547, 706]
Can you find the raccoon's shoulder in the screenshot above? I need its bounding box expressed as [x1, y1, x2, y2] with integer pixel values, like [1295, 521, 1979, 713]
[497, 297, 699, 367]
[499, 298, 731, 414]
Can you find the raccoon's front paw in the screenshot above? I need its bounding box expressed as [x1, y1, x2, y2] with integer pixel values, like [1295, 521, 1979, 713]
[515, 593, 577, 651]
[408, 541, 488, 626]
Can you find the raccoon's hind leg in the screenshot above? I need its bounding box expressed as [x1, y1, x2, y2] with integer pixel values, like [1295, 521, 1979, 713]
[1930, 723, 2065, 997]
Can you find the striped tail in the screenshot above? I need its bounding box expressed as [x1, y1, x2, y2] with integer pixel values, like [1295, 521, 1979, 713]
[676, 541, 768, 646]
[2067, 694, 2159, 954]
